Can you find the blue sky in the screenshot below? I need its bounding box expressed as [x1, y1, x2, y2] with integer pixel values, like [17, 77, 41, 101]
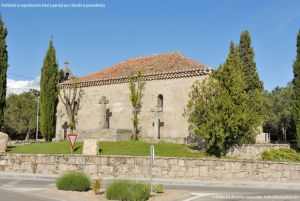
[0, 0, 300, 92]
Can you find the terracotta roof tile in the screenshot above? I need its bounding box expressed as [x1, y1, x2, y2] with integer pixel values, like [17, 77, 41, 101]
[79, 52, 208, 82]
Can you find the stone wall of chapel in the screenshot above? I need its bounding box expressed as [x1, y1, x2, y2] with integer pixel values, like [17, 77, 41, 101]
[56, 75, 208, 143]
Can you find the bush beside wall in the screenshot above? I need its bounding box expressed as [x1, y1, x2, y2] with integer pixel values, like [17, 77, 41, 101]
[56, 171, 91, 191]
[261, 148, 300, 162]
[106, 180, 150, 201]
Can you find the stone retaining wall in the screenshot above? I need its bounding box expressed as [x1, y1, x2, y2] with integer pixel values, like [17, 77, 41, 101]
[8, 139, 46, 147]
[226, 144, 290, 159]
[0, 154, 299, 182]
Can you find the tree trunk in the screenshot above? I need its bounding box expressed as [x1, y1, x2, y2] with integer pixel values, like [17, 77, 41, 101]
[132, 109, 138, 140]
[281, 123, 287, 142]
[133, 126, 137, 140]
[25, 131, 30, 141]
[66, 105, 75, 134]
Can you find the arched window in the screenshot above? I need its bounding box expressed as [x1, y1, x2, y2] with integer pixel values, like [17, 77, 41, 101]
[157, 94, 163, 111]
[65, 72, 69, 80]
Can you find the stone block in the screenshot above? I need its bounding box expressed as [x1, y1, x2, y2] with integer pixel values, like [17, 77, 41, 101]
[108, 157, 115, 165]
[127, 158, 134, 165]
[135, 158, 144, 165]
[224, 162, 232, 170]
[99, 157, 109, 165]
[59, 164, 69, 172]
[152, 167, 161, 175]
[199, 166, 208, 177]
[262, 172, 272, 179]
[99, 165, 113, 175]
[0, 160, 7, 166]
[236, 171, 248, 179]
[155, 159, 168, 167]
[82, 139, 99, 156]
[29, 155, 36, 162]
[178, 159, 185, 167]
[170, 165, 180, 172]
[85, 156, 96, 164]
[68, 156, 76, 164]
[177, 170, 185, 177]
[0, 132, 8, 153]
[161, 168, 168, 176]
[185, 160, 195, 167]
[84, 164, 97, 174]
[41, 156, 50, 163]
[168, 159, 177, 165]
[282, 171, 290, 178]
[185, 168, 196, 177]
[195, 160, 203, 166]
[58, 156, 68, 164]
[76, 156, 85, 164]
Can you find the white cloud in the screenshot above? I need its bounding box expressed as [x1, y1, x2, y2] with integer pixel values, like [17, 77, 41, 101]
[7, 76, 40, 95]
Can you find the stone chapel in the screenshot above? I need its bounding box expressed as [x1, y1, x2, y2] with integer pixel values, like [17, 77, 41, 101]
[56, 52, 212, 143]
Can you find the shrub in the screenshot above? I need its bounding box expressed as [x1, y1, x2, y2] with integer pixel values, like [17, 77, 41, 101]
[106, 180, 150, 201]
[106, 180, 128, 200]
[92, 178, 102, 195]
[155, 184, 164, 193]
[261, 148, 300, 162]
[56, 171, 91, 191]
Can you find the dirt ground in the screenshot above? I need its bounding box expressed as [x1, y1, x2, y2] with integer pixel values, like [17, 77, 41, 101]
[43, 187, 191, 201]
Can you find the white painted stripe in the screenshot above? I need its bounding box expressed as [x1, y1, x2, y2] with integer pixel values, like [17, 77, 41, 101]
[0, 187, 68, 201]
[2, 184, 13, 188]
[13, 187, 43, 192]
[183, 193, 214, 201]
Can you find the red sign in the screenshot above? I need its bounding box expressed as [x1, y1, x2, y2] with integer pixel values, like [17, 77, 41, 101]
[67, 134, 77, 149]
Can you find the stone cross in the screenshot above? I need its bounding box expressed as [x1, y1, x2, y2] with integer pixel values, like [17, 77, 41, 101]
[99, 96, 109, 129]
[151, 107, 164, 140]
[62, 122, 68, 139]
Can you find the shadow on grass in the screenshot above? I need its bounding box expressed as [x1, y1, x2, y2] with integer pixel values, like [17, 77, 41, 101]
[5, 146, 16, 152]
[73, 146, 81, 152]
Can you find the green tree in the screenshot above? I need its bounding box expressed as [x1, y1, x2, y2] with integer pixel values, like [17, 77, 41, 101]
[239, 30, 263, 91]
[40, 38, 59, 141]
[293, 29, 300, 147]
[0, 16, 8, 129]
[239, 30, 266, 139]
[3, 90, 39, 140]
[186, 42, 260, 156]
[129, 71, 144, 140]
[264, 84, 294, 142]
[238, 30, 266, 130]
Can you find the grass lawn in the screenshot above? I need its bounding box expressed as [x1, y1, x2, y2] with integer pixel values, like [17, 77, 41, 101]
[6, 141, 84, 154]
[6, 140, 206, 158]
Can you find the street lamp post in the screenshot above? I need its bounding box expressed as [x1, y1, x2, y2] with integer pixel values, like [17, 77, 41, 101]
[36, 96, 40, 140]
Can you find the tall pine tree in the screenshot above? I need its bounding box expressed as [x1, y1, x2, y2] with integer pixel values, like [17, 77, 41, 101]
[239, 30, 263, 92]
[214, 42, 256, 145]
[0, 16, 8, 130]
[293, 30, 300, 147]
[186, 42, 255, 156]
[239, 30, 266, 140]
[40, 38, 58, 141]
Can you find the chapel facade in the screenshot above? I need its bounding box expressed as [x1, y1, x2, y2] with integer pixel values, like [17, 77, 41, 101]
[55, 52, 212, 143]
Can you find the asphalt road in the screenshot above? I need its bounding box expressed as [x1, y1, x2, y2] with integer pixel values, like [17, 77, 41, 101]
[0, 178, 64, 201]
[167, 185, 300, 201]
[0, 178, 300, 201]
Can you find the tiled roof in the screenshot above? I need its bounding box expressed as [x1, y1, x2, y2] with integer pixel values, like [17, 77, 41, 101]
[79, 52, 209, 81]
